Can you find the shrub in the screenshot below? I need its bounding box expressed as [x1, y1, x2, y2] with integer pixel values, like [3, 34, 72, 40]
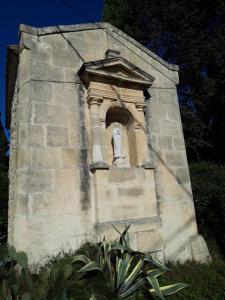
[189, 161, 225, 254]
[73, 226, 188, 299]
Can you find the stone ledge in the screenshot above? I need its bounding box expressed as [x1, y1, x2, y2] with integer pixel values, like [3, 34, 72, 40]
[90, 162, 109, 171]
[141, 162, 156, 169]
[95, 216, 162, 235]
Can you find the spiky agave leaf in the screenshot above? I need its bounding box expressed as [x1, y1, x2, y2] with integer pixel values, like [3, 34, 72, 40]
[72, 255, 91, 265]
[77, 261, 102, 273]
[116, 257, 132, 289]
[146, 276, 165, 300]
[146, 269, 165, 278]
[143, 256, 170, 272]
[119, 259, 143, 293]
[119, 278, 145, 299]
[150, 283, 189, 297]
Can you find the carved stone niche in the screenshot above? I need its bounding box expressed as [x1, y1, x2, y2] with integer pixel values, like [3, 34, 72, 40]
[78, 51, 155, 170]
[78, 52, 162, 252]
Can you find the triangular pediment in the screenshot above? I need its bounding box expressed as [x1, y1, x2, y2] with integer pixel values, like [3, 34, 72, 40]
[78, 56, 154, 90]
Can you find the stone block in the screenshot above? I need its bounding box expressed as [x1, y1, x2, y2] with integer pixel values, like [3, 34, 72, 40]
[19, 52, 31, 84]
[53, 84, 77, 106]
[52, 48, 81, 68]
[150, 102, 167, 118]
[61, 148, 79, 168]
[31, 81, 52, 103]
[164, 240, 193, 262]
[118, 187, 143, 197]
[160, 120, 181, 136]
[67, 30, 107, 61]
[18, 84, 30, 104]
[31, 48, 51, 63]
[148, 118, 161, 134]
[17, 169, 53, 193]
[54, 169, 78, 193]
[48, 105, 67, 126]
[29, 192, 60, 217]
[32, 148, 60, 169]
[33, 103, 48, 124]
[137, 230, 164, 253]
[157, 135, 173, 150]
[31, 60, 63, 82]
[40, 34, 68, 49]
[109, 167, 136, 183]
[165, 151, 185, 166]
[47, 126, 69, 147]
[166, 103, 180, 122]
[64, 69, 80, 82]
[19, 124, 44, 147]
[176, 167, 190, 183]
[173, 136, 185, 151]
[15, 194, 29, 216]
[18, 105, 32, 124]
[17, 149, 31, 169]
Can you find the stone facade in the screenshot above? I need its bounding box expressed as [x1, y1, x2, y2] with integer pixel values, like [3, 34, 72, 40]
[6, 22, 210, 263]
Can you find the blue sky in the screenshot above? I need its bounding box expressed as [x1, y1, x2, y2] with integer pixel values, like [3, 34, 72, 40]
[0, 0, 103, 130]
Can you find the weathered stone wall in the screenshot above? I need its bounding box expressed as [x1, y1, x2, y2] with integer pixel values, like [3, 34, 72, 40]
[8, 23, 210, 263]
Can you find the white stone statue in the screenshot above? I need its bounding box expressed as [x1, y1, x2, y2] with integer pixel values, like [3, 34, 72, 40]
[112, 122, 122, 159]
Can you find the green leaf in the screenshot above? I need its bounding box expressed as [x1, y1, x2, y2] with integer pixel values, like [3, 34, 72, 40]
[150, 283, 189, 296]
[143, 256, 170, 271]
[147, 269, 165, 278]
[120, 259, 143, 292]
[17, 251, 28, 268]
[8, 246, 16, 259]
[21, 268, 33, 291]
[60, 289, 68, 300]
[21, 292, 31, 300]
[12, 284, 19, 294]
[120, 278, 145, 299]
[72, 255, 91, 265]
[64, 264, 73, 279]
[146, 276, 165, 300]
[116, 258, 131, 289]
[77, 261, 102, 273]
[6, 292, 12, 300]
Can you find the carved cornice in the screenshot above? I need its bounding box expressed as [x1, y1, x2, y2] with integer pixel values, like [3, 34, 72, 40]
[87, 87, 145, 104]
[78, 56, 154, 90]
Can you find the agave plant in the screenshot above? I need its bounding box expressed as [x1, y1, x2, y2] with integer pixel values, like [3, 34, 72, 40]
[73, 226, 188, 299]
[0, 245, 32, 299]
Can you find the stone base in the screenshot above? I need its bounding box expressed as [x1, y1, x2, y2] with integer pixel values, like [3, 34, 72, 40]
[191, 234, 211, 263]
[112, 156, 129, 168]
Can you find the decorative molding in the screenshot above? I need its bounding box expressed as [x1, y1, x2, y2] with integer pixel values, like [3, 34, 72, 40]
[78, 56, 154, 90]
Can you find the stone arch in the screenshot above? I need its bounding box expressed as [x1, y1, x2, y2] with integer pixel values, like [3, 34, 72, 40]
[101, 101, 139, 125]
[105, 106, 138, 166]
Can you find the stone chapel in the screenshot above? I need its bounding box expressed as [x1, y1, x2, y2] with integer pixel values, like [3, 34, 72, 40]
[5, 22, 210, 263]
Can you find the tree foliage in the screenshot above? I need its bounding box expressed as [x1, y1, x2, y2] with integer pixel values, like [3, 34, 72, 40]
[190, 161, 225, 253]
[103, 0, 225, 161]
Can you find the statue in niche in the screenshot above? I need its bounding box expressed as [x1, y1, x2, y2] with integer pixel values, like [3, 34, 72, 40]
[112, 122, 129, 167]
[112, 122, 122, 159]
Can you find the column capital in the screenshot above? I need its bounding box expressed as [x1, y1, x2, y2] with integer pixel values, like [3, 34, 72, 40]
[87, 95, 103, 107]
